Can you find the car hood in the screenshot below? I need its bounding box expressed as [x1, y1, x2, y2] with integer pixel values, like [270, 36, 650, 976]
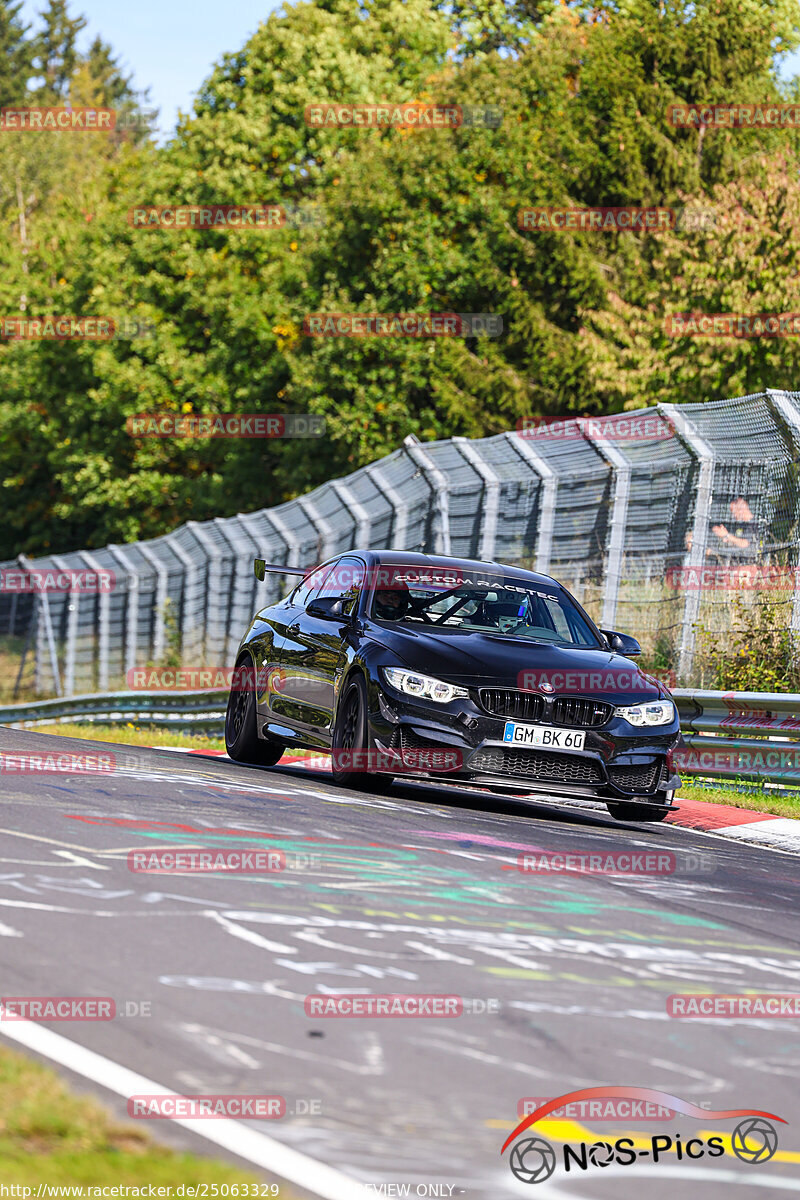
[366, 624, 667, 702]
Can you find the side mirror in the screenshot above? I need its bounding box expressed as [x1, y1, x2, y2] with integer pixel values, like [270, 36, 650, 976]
[601, 628, 642, 656]
[254, 558, 266, 582]
[307, 596, 346, 620]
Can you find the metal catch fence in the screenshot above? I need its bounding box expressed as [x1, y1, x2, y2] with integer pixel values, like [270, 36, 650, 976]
[3, 389, 800, 696]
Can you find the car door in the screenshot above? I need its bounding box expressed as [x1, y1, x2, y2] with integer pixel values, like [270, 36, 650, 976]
[274, 556, 366, 735]
[257, 564, 332, 727]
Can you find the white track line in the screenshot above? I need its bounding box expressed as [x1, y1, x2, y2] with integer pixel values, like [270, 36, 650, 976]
[0, 1020, 370, 1200]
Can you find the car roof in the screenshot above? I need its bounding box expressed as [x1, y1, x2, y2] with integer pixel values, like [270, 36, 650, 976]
[351, 549, 560, 589]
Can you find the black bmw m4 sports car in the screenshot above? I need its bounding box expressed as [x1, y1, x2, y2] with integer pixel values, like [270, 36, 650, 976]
[224, 550, 682, 822]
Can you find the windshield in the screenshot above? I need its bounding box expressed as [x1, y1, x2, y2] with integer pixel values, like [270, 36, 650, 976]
[368, 566, 602, 648]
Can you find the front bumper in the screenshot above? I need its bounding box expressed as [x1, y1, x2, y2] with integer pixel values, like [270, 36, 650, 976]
[371, 687, 682, 805]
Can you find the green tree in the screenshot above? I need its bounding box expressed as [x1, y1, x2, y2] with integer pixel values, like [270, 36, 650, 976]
[31, 0, 87, 100]
[2, 0, 457, 551]
[0, 0, 33, 105]
[82, 35, 134, 106]
[3, 0, 800, 557]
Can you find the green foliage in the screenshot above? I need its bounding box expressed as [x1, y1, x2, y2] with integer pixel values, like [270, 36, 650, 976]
[31, 0, 87, 100]
[696, 595, 800, 692]
[0, 0, 33, 106]
[2, 0, 800, 556]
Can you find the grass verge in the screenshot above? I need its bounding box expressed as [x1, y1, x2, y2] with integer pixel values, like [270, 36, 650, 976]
[0, 1042, 295, 1191]
[18, 723, 322, 759]
[678, 780, 800, 819]
[25, 723, 226, 751]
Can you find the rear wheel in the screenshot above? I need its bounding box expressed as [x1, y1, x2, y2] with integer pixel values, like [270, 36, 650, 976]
[225, 655, 286, 765]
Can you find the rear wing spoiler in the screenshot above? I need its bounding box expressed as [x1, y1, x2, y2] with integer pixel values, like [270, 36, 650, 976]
[254, 558, 311, 582]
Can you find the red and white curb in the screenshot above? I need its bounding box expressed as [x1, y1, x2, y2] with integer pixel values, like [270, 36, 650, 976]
[150, 746, 800, 854]
[665, 796, 800, 853]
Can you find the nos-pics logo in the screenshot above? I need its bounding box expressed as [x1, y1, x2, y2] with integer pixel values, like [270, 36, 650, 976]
[501, 1087, 784, 1184]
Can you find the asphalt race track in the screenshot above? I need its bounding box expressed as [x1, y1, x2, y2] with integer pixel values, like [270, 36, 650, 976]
[1, 726, 799, 1199]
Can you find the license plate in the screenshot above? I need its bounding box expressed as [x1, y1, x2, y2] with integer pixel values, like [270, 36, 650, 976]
[503, 722, 586, 750]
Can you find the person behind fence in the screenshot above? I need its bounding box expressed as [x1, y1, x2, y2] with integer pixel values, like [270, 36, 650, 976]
[685, 496, 757, 563]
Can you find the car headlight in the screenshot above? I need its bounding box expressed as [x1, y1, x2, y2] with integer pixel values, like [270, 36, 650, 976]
[615, 700, 675, 727]
[381, 667, 468, 704]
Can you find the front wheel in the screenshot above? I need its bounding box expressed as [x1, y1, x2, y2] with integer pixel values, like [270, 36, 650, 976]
[225, 656, 286, 765]
[331, 674, 390, 789]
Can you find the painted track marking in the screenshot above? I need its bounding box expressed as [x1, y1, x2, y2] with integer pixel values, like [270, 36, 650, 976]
[0, 1019, 371, 1200]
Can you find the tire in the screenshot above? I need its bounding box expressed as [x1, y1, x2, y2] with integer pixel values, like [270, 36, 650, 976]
[331, 673, 390, 789]
[225, 655, 285, 765]
[606, 799, 671, 823]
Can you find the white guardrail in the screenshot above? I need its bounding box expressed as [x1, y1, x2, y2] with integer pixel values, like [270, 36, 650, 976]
[0, 690, 230, 734]
[1, 687, 800, 788]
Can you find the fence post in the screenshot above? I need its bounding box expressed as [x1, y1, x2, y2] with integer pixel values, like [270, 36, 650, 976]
[657, 402, 715, 680]
[330, 480, 371, 547]
[107, 544, 139, 680]
[79, 550, 110, 692]
[137, 544, 169, 665]
[577, 419, 631, 629]
[17, 554, 60, 697]
[239, 509, 304, 601]
[49, 555, 80, 697]
[452, 437, 500, 561]
[164, 535, 198, 666]
[186, 522, 226, 666]
[19, 552, 62, 697]
[214, 517, 261, 664]
[364, 463, 409, 549]
[296, 496, 337, 562]
[503, 431, 557, 575]
[402, 435, 452, 555]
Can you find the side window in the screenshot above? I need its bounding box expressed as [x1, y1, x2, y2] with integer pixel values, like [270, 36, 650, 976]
[289, 562, 334, 608]
[543, 596, 571, 640]
[315, 556, 366, 615]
